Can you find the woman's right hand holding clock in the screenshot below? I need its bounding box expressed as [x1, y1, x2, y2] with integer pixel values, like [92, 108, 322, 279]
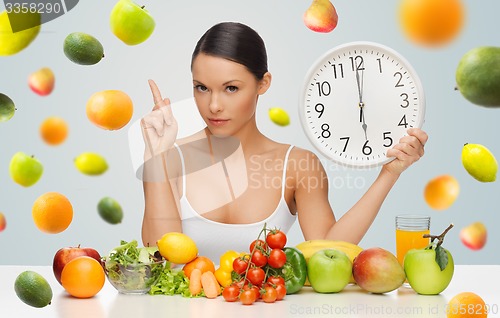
[141, 79, 178, 161]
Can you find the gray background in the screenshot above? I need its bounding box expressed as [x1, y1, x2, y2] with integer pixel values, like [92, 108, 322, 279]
[0, 0, 498, 265]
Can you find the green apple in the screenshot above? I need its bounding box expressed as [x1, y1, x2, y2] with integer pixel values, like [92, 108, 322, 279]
[110, 0, 155, 45]
[9, 152, 43, 187]
[404, 224, 455, 295]
[307, 248, 352, 293]
[0, 93, 16, 122]
[404, 246, 454, 295]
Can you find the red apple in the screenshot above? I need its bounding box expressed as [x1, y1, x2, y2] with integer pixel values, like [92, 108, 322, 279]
[352, 247, 405, 294]
[53, 245, 101, 284]
[460, 222, 487, 250]
[0, 212, 6, 232]
[28, 67, 55, 96]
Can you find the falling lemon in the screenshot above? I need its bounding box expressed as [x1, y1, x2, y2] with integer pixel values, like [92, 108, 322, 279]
[0, 11, 41, 56]
[157, 232, 198, 264]
[268, 107, 290, 126]
[461, 143, 497, 182]
[74, 152, 108, 176]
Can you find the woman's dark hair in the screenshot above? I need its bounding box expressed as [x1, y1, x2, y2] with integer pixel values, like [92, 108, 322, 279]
[191, 22, 268, 80]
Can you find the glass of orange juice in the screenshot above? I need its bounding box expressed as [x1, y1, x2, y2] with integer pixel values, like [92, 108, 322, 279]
[395, 214, 431, 266]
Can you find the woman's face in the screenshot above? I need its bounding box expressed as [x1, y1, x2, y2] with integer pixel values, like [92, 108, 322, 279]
[191, 53, 270, 137]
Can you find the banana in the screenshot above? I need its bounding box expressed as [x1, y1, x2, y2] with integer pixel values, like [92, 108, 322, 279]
[295, 240, 363, 284]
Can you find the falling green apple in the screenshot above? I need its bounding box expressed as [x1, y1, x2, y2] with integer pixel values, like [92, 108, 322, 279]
[9, 152, 43, 187]
[404, 224, 455, 295]
[110, 0, 155, 45]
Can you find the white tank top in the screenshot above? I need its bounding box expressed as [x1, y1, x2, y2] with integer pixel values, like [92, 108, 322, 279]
[175, 144, 297, 262]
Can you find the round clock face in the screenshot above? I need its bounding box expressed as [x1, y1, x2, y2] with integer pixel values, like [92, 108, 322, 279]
[299, 41, 425, 168]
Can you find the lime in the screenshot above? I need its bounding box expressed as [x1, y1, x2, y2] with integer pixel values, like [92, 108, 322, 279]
[74, 152, 108, 176]
[461, 143, 497, 182]
[14, 271, 53, 308]
[0, 11, 41, 56]
[97, 197, 123, 224]
[63, 32, 104, 65]
[268, 107, 290, 126]
[0, 93, 16, 122]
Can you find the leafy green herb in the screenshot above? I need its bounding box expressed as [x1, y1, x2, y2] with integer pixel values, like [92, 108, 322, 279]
[149, 267, 199, 297]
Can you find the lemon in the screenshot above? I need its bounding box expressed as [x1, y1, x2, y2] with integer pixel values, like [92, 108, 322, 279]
[63, 32, 104, 65]
[97, 197, 123, 224]
[462, 143, 497, 182]
[0, 11, 41, 56]
[14, 271, 52, 308]
[157, 232, 198, 264]
[268, 107, 290, 126]
[74, 152, 108, 176]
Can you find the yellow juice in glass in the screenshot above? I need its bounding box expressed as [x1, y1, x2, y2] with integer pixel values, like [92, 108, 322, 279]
[396, 228, 430, 265]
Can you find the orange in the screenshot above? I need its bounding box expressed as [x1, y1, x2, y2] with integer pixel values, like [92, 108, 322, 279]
[447, 292, 488, 318]
[424, 174, 460, 210]
[61, 256, 105, 298]
[182, 256, 216, 279]
[32, 192, 73, 234]
[399, 0, 465, 47]
[86, 90, 133, 130]
[39, 116, 68, 145]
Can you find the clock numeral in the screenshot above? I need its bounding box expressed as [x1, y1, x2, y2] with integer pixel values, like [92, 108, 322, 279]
[332, 63, 344, 79]
[377, 58, 383, 73]
[362, 140, 372, 155]
[316, 81, 331, 96]
[321, 123, 331, 138]
[400, 93, 409, 108]
[398, 115, 408, 128]
[350, 55, 364, 71]
[383, 131, 393, 147]
[315, 103, 324, 118]
[394, 72, 404, 87]
[340, 137, 350, 152]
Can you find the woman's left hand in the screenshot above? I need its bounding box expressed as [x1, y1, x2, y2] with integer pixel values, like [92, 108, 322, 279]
[384, 128, 428, 176]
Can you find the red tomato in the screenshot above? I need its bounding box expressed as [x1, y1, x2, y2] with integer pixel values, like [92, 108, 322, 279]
[268, 248, 287, 268]
[222, 284, 240, 302]
[247, 267, 266, 286]
[262, 285, 278, 303]
[267, 275, 285, 287]
[251, 250, 267, 267]
[233, 257, 249, 275]
[240, 289, 257, 305]
[242, 283, 260, 299]
[275, 283, 286, 300]
[266, 230, 287, 249]
[249, 239, 267, 253]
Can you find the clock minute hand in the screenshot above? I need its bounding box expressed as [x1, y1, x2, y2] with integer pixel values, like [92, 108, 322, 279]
[356, 69, 368, 140]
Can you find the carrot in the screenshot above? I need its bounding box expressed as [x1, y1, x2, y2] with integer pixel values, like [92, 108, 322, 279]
[189, 268, 202, 296]
[200, 271, 221, 299]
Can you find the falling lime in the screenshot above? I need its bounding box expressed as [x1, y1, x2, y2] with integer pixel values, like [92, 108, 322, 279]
[0, 93, 16, 122]
[63, 32, 104, 65]
[97, 197, 123, 224]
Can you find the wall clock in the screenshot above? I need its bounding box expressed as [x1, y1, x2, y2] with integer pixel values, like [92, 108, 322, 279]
[299, 41, 425, 168]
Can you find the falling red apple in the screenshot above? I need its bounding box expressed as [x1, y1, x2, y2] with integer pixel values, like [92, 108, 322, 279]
[52, 245, 101, 284]
[460, 222, 487, 250]
[28, 67, 55, 96]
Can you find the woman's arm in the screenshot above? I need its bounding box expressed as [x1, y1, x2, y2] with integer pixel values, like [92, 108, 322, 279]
[295, 128, 428, 244]
[141, 152, 182, 247]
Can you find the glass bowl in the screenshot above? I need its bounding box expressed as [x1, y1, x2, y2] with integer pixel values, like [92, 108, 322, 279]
[103, 260, 165, 294]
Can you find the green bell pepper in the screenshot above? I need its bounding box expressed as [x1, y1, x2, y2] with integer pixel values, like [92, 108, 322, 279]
[281, 247, 307, 294]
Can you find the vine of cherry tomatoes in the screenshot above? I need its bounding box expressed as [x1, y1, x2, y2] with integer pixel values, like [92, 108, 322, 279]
[222, 226, 288, 305]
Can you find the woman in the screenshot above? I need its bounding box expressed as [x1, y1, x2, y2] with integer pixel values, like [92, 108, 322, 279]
[141, 22, 427, 261]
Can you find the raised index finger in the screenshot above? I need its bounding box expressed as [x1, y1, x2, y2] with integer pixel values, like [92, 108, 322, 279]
[148, 79, 163, 105]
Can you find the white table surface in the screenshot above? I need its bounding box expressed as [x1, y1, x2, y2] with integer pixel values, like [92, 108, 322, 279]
[1, 265, 499, 318]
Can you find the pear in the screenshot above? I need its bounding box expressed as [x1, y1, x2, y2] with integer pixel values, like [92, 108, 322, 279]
[303, 0, 338, 33]
[456, 46, 500, 107]
[461, 143, 497, 182]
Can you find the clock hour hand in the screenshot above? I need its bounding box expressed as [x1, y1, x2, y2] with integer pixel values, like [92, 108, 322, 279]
[356, 69, 368, 140]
